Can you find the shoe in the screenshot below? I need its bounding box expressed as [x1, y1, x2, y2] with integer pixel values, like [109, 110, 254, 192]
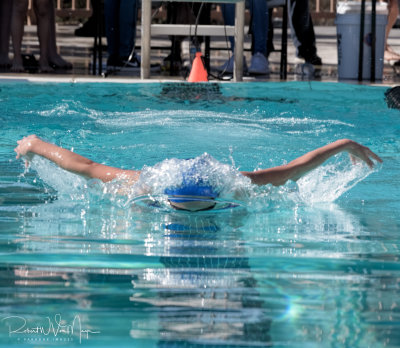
[217, 55, 248, 74]
[22, 54, 39, 73]
[248, 52, 269, 75]
[121, 55, 141, 69]
[107, 54, 161, 72]
[107, 54, 140, 69]
[123, 55, 161, 72]
[299, 52, 322, 66]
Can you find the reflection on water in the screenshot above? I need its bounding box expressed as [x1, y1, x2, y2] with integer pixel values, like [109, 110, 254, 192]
[1, 187, 399, 347]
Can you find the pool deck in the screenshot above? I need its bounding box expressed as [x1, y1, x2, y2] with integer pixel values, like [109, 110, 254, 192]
[1, 24, 400, 85]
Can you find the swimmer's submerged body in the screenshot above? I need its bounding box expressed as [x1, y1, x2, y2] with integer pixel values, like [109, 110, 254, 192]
[14, 135, 382, 212]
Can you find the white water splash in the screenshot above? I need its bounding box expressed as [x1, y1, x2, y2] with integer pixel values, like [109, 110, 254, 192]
[28, 156, 88, 198]
[90, 109, 354, 135]
[22, 100, 94, 118]
[24, 152, 378, 211]
[297, 154, 376, 203]
[130, 153, 253, 201]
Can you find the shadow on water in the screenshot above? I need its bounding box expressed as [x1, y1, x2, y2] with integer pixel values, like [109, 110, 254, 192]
[159, 83, 298, 105]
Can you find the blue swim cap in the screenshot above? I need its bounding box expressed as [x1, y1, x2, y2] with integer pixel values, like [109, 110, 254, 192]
[165, 184, 218, 203]
[164, 159, 218, 207]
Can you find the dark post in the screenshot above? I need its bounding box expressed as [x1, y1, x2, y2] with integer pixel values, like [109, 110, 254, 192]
[92, 28, 98, 75]
[281, 0, 288, 80]
[371, 0, 376, 82]
[205, 36, 211, 74]
[92, 2, 103, 76]
[358, 0, 366, 81]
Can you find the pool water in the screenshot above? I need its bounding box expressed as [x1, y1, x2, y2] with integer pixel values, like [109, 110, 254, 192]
[0, 81, 399, 347]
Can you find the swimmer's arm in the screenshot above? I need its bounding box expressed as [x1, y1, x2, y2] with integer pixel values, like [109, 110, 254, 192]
[14, 135, 140, 183]
[240, 139, 382, 186]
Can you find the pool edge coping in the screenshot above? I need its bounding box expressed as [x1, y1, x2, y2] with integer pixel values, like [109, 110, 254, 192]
[0, 73, 396, 87]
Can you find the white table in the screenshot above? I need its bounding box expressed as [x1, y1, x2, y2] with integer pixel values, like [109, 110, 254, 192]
[140, 0, 246, 81]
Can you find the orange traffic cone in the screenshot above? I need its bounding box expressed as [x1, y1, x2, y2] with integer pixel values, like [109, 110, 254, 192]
[188, 52, 208, 82]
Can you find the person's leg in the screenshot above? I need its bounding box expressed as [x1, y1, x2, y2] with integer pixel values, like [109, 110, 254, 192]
[163, 3, 186, 72]
[104, 0, 120, 65]
[11, 0, 28, 72]
[248, 0, 269, 74]
[118, 0, 137, 60]
[384, 0, 400, 60]
[217, 3, 246, 73]
[249, 0, 268, 55]
[0, 0, 13, 67]
[47, 0, 72, 69]
[221, 3, 235, 51]
[33, 0, 53, 72]
[288, 0, 321, 64]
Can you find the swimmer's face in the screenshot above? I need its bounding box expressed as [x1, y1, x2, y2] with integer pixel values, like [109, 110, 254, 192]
[168, 196, 216, 212]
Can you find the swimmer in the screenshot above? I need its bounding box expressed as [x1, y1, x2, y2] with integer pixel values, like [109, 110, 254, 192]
[14, 135, 382, 211]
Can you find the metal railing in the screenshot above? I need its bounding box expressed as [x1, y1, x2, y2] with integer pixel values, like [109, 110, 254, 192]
[27, 0, 336, 25]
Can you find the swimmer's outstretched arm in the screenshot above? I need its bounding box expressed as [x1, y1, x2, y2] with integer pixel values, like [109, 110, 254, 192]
[240, 139, 382, 186]
[14, 135, 140, 183]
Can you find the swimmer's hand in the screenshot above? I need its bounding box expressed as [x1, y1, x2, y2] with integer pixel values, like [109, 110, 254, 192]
[14, 134, 40, 165]
[346, 140, 383, 168]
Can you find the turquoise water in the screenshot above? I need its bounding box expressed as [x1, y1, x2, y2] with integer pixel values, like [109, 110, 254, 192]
[0, 81, 399, 347]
